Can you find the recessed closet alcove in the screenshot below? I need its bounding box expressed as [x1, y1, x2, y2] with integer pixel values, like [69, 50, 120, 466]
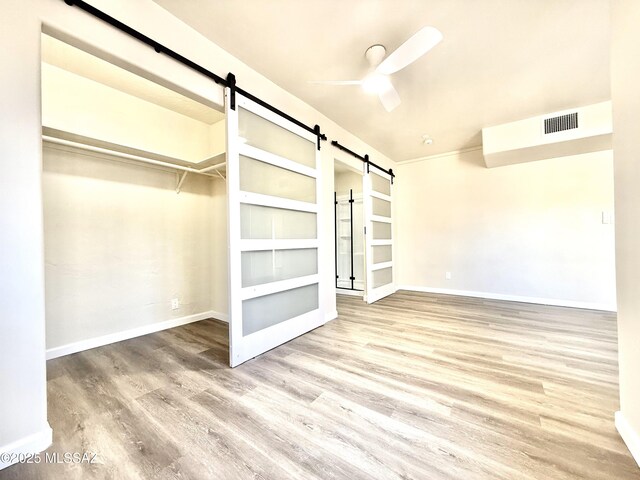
[41, 27, 336, 367]
[41, 33, 230, 359]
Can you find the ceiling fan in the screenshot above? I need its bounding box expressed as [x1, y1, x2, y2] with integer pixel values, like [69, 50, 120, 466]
[310, 26, 442, 112]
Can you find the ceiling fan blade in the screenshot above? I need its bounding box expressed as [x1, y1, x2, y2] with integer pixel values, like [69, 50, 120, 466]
[376, 26, 443, 75]
[308, 80, 362, 86]
[378, 83, 401, 112]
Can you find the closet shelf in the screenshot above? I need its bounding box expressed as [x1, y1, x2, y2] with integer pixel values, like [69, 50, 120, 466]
[42, 129, 227, 181]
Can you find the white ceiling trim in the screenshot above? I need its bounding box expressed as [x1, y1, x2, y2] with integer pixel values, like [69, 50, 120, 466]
[397, 145, 483, 165]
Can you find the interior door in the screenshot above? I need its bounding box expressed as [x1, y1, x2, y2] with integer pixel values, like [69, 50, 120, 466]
[364, 167, 395, 303]
[335, 192, 364, 291]
[226, 89, 324, 367]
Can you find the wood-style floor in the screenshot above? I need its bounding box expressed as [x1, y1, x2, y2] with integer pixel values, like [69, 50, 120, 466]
[2, 291, 639, 479]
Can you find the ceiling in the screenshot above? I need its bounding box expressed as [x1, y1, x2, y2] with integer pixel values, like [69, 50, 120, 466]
[42, 34, 225, 125]
[153, 0, 610, 161]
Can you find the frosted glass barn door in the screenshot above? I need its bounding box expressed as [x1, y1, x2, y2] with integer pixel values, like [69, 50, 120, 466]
[364, 168, 395, 303]
[226, 89, 323, 367]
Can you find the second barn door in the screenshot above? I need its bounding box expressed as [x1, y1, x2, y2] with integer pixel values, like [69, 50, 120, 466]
[364, 167, 395, 303]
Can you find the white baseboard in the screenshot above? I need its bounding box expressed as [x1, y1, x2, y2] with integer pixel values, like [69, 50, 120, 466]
[0, 423, 52, 471]
[336, 289, 364, 297]
[397, 285, 617, 312]
[616, 411, 640, 467]
[210, 310, 229, 323]
[46, 310, 227, 360]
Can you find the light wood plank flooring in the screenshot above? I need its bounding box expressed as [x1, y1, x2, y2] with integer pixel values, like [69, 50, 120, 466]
[2, 291, 639, 479]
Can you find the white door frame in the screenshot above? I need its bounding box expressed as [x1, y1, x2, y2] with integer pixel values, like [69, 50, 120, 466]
[335, 192, 364, 292]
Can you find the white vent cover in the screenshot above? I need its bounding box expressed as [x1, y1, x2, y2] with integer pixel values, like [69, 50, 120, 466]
[543, 112, 579, 134]
[482, 101, 612, 168]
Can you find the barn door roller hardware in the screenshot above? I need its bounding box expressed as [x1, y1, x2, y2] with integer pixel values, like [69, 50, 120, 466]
[330, 140, 395, 183]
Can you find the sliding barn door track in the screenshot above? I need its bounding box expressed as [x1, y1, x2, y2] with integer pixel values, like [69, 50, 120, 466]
[62, 0, 327, 150]
[330, 141, 395, 182]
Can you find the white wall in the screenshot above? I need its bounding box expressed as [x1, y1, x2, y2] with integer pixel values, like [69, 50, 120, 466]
[0, 1, 50, 464]
[208, 119, 226, 160]
[395, 148, 616, 310]
[1, 0, 394, 464]
[611, 0, 640, 466]
[42, 63, 220, 162]
[43, 143, 219, 352]
[335, 169, 363, 195]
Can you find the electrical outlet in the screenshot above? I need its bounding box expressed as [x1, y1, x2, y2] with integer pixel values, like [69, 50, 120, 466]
[445, 271, 452, 280]
[171, 298, 180, 310]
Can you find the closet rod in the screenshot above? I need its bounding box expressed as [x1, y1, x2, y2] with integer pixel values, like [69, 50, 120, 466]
[43, 136, 219, 177]
[330, 140, 395, 181]
[199, 162, 227, 173]
[62, 0, 328, 149]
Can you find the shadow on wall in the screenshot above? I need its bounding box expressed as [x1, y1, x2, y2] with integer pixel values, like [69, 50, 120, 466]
[457, 131, 484, 168]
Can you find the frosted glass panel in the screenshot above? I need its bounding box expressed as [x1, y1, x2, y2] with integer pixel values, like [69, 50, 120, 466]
[372, 197, 391, 217]
[242, 249, 317, 287]
[372, 245, 392, 264]
[243, 284, 319, 336]
[372, 221, 392, 240]
[371, 173, 391, 196]
[239, 107, 315, 168]
[373, 267, 393, 288]
[240, 155, 316, 203]
[241, 204, 317, 239]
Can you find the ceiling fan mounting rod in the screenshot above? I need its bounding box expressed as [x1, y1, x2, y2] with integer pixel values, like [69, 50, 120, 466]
[365, 44, 387, 67]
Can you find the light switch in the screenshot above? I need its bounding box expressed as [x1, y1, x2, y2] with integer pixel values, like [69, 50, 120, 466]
[602, 211, 613, 224]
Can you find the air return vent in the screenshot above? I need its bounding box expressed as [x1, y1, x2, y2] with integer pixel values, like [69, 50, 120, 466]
[482, 101, 612, 168]
[544, 112, 579, 134]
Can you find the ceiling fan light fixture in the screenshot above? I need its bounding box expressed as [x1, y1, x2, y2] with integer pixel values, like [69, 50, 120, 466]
[309, 25, 442, 112]
[362, 73, 392, 94]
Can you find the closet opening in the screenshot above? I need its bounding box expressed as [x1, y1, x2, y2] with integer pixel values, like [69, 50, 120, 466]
[41, 30, 327, 367]
[334, 160, 365, 298]
[41, 32, 230, 360]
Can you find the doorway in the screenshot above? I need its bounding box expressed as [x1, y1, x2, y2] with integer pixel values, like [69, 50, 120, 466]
[334, 160, 365, 297]
[41, 32, 229, 361]
[333, 155, 396, 305]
